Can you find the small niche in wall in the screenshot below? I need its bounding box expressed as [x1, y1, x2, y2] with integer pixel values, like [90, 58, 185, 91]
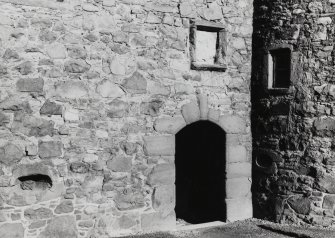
[18, 174, 52, 191]
[255, 154, 273, 169]
[190, 20, 227, 71]
[266, 47, 291, 90]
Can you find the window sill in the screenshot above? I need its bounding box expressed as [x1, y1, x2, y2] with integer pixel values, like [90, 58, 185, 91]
[267, 88, 290, 95]
[191, 62, 227, 72]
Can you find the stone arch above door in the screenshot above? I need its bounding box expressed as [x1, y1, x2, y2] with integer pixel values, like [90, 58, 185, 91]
[142, 94, 253, 230]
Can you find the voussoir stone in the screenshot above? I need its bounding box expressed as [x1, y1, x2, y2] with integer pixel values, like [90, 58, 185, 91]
[154, 115, 186, 134]
[17, 78, 44, 92]
[38, 141, 63, 159]
[143, 135, 175, 156]
[181, 102, 200, 124]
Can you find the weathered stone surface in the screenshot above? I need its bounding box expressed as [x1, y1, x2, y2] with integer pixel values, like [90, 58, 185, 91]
[0, 223, 24, 238]
[143, 135, 175, 156]
[148, 163, 175, 186]
[3, 48, 19, 59]
[323, 195, 335, 210]
[109, 55, 136, 75]
[12, 115, 55, 137]
[54, 200, 73, 214]
[226, 162, 252, 178]
[288, 197, 311, 215]
[114, 188, 145, 211]
[29, 220, 46, 229]
[15, 61, 33, 75]
[0, 143, 24, 166]
[140, 99, 164, 116]
[24, 207, 53, 220]
[154, 115, 186, 134]
[64, 60, 90, 73]
[67, 45, 87, 59]
[141, 211, 175, 232]
[0, 0, 254, 232]
[113, 214, 137, 230]
[38, 141, 63, 159]
[63, 108, 79, 122]
[70, 162, 89, 173]
[78, 220, 94, 228]
[82, 3, 99, 12]
[226, 178, 252, 199]
[152, 185, 175, 215]
[120, 141, 137, 155]
[181, 102, 200, 124]
[96, 80, 125, 98]
[122, 71, 147, 94]
[0, 112, 9, 126]
[179, 3, 196, 17]
[219, 115, 247, 134]
[317, 173, 335, 194]
[17, 78, 44, 92]
[226, 197, 253, 222]
[107, 156, 132, 172]
[40, 100, 62, 116]
[107, 99, 129, 118]
[314, 118, 335, 134]
[39, 30, 57, 42]
[46, 43, 66, 59]
[55, 81, 88, 99]
[103, 0, 116, 7]
[38, 215, 77, 238]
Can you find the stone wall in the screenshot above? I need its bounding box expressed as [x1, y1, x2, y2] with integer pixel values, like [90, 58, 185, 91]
[252, 0, 335, 227]
[0, 0, 252, 237]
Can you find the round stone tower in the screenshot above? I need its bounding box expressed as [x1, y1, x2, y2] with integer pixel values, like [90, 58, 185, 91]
[252, 0, 335, 226]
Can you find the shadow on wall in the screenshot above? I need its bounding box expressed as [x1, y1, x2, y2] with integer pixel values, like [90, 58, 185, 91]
[175, 120, 226, 224]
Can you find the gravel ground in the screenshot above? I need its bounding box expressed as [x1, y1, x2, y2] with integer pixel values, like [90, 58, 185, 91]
[120, 219, 335, 238]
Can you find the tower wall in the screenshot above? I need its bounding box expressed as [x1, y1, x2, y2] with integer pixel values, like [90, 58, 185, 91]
[252, 0, 335, 226]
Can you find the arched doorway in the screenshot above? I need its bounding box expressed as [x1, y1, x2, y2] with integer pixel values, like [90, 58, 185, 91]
[175, 120, 226, 224]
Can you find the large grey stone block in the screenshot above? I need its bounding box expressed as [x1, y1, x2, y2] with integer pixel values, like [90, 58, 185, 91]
[143, 135, 175, 156]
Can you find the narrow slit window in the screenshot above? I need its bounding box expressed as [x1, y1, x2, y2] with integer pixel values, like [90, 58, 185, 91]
[268, 48, 291, 89]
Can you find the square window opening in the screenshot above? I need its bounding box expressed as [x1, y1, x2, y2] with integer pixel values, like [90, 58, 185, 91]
[268, 48, 291, 89]
[190, 20, 227, 71]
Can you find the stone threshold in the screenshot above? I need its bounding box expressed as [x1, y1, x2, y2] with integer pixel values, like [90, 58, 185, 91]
[176, 221, 226, 231]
